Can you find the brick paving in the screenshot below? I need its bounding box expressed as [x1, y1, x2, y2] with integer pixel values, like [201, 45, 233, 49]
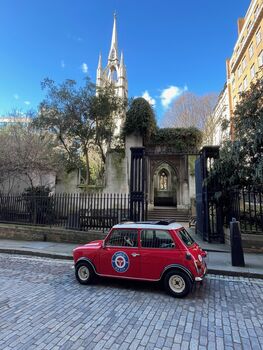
[0, 253, 263, 350]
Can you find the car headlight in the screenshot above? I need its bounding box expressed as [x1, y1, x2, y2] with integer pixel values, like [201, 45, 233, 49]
[198, 254, 202, 262]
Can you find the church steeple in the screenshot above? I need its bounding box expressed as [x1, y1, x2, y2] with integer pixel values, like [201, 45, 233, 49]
[95, 14, 128, 137]
[108, 13, 119, 63]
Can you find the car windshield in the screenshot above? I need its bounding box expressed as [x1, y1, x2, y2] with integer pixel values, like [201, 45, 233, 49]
[177, 229, 195, 247]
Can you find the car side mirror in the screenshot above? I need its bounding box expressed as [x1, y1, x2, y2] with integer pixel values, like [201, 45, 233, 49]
[102, 240, 106, 249]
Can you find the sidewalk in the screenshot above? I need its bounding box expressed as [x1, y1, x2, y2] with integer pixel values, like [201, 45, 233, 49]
[0, 235, 263, 279]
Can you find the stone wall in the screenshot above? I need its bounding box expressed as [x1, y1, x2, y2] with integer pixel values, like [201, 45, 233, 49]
[224, 227, 263, 253]
[0, 224, 107, 244]
[104, 149, 128, 194]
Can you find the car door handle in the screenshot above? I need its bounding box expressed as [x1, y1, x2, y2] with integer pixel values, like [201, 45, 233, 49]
[131, 253, 140, 257]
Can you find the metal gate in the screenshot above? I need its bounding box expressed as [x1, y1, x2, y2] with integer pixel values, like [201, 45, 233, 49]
[129, 147, 147, 221]
[195, 146, 224, 243]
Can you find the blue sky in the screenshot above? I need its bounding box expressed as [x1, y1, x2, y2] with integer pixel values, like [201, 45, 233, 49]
[0, 0, 250, 124]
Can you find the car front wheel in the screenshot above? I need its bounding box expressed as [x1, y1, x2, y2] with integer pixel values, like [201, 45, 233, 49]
[164, 270, 192, 298]
[75, 261, 94, 285]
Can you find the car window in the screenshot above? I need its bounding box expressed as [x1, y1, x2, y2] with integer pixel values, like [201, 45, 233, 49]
[141, 230, 175, 248]
[106, 229, 138, 247]
[177, 229, 195, 247]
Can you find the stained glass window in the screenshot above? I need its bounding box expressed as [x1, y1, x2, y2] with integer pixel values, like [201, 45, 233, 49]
[159, 171, 168, 190]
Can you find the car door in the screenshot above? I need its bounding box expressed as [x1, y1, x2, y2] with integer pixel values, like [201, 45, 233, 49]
[98, 228, 141, 278]
[139, 229, 181, 280]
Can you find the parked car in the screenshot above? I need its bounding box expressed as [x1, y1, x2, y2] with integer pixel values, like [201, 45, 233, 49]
[73, 220, 207, 298]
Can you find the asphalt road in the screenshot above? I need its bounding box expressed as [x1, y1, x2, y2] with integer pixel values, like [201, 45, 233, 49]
[0, 253, 263, 350]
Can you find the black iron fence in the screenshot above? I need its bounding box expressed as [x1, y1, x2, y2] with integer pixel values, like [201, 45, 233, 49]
[228, 186, 263, 234]
[0, 193, 132, 231]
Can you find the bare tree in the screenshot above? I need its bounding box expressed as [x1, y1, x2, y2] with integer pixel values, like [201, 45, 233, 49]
[0, 123, 65, 193]
[162, 92, 218, 142]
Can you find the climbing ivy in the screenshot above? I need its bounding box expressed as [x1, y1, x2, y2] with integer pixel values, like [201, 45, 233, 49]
[146, 127, 203, 153]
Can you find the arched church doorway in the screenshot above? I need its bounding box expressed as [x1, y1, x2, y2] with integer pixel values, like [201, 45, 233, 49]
[153, 163, 177, 207]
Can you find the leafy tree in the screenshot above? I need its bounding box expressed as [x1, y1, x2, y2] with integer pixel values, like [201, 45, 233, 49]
[211, 72, 263, 188]
[123, 97, 157, 142]
[33, 78, 126, 185]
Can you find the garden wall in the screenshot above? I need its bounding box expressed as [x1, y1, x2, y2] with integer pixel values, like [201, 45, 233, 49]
[224, 227, 263, 253]
[0, 224, 107, 244]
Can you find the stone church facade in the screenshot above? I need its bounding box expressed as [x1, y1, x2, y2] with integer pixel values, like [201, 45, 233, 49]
[100, 15, 196, 211]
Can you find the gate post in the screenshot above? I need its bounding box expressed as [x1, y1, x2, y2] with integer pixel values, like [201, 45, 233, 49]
[129, 147, 146, 221]
[195, 146, 224, 242]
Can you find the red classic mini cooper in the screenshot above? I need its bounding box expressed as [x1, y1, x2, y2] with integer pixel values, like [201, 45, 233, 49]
[73, 221, 207, 298]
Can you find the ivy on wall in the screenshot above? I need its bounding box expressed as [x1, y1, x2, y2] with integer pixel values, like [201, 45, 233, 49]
[146, 127, 203, 153]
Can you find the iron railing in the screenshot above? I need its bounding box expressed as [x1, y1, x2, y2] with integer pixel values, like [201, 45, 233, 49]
[0, 193, 133, 231]
[228, 186, 263, 234]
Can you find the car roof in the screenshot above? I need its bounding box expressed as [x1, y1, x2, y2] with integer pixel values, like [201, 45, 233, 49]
[113, 220, 183, 230]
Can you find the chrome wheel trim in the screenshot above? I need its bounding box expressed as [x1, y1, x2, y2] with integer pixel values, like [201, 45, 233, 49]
[169, 275, 186, 293]
[78, 266, 90, 281]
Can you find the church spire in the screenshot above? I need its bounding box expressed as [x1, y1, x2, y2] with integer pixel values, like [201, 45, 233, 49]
[120, 51, 124, 66]
[96, 52, 103, 87]
[108, 13, 119, 62]
[97, 52, 102, 70]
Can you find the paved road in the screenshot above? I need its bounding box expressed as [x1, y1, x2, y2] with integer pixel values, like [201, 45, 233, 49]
[0, 254, 263, 350]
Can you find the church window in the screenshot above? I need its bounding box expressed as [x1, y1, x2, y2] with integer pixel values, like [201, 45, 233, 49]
[110, 67, 118, 82]
[159, 170, 168, 190]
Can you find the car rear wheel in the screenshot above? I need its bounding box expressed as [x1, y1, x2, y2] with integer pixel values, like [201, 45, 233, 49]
[75, 261, 94, 285]
[164, 270, 192, 298]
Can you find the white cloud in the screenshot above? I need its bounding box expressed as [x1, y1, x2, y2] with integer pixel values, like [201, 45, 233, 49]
[160, 85, 188, 108]
[13, 94, 19, 100]
[142, 90, 156, 107]
[68, 34, 83, 43]
[24, 101, 31, 106]
[61, 60, 66, 69]
[81, 63, 88, 74]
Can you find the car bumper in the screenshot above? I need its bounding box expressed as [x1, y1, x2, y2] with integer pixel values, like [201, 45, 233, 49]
[194, 263, 207, 282]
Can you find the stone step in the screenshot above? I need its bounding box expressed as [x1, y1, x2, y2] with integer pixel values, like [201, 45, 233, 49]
[147, 208, 190, 222]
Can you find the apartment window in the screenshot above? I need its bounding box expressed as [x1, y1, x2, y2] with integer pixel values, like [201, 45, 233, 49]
[249, 43, 254, 58]
[256, 27, 262, 46]
[242, 57, 247, 70]
[258, 50, 263, 67]
[238, 83, 243, 93]
[247, 21, 251, 31]
[238, 65, 242, 78]
[250, 64, 255, 80]
[243, 76, 248, 90]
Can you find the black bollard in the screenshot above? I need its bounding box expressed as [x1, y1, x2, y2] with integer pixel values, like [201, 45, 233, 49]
[230, 218, 245, 267]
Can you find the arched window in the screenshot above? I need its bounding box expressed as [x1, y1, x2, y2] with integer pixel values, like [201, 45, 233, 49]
[110, 67, 118, 82]
[159, 170, 168, 190]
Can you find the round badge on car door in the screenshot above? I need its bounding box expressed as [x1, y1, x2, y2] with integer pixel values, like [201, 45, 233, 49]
[112, 251, 129, 273]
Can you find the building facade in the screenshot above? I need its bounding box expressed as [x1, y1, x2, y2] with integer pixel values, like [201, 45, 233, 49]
[226, 0, 263, 137]
[210, 84, 231, 145]
[0, 116, 31, 129]
[210, 0, 262, 145]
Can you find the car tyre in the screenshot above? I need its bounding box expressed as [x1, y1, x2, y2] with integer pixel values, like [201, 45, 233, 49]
[75, 261, 94, 285]
[164, 270, 192, 298]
